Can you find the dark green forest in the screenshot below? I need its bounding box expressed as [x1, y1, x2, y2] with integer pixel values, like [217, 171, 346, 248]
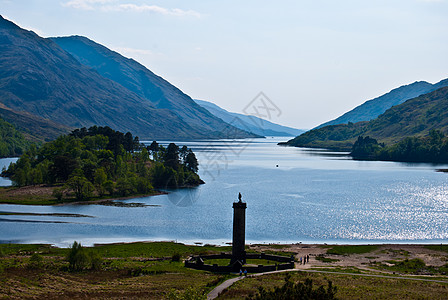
[0, 117, 31, 157]
[351, 130, 448, 163]
[3, 126, 202, 202]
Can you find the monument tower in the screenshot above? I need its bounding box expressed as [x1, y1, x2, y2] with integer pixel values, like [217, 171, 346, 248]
[231, 192, 246, 264]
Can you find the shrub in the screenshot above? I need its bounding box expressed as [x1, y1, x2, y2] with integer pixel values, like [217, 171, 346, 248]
[66, 241, 89, 271]
[171, 253, 181, 262]
[29, 252, 43, 268]
[248, 273, 337, 300]
[89, 250, 103, 270]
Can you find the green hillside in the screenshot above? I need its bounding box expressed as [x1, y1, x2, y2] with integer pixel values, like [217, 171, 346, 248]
[0, 117, 31, 157]
[284, 86, 448, 150]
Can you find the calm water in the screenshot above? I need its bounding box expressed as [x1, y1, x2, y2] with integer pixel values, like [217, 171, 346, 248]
[1, 137, 448, 247]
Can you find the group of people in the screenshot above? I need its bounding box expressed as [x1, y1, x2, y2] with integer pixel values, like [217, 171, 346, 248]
[239, 269, 248, 276]
[298, 255, 309, 265]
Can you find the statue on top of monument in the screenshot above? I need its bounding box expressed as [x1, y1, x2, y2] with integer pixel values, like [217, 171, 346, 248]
[238, 192, 242, 202]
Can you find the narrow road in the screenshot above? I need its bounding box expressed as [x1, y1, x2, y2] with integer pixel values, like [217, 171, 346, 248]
[207, 268, 448, 299]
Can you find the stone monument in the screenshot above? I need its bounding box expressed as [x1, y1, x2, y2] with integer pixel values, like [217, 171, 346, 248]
[231, 192, 246, 264]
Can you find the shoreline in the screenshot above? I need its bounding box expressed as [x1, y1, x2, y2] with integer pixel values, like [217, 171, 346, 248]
[0, 184, 168, 206]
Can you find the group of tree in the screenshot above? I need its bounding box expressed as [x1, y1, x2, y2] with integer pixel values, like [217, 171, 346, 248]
[0, 117, 31, 157]
[351, 130, 448, 163]
[3, 126, 202, 202]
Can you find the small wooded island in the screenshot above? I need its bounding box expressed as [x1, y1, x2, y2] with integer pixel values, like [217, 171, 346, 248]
[1, 126, 203, 205]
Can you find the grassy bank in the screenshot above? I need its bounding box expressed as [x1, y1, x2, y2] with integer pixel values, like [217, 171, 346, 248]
[0, 241, 232, 299]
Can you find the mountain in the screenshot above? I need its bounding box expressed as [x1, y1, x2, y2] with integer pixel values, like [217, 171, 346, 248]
[284, 85, 448, 150]
[0, 16, 255, 140]
[51, 35, 258, 139]
[194, 99, 304, 137]
[316, 79, 448, 129]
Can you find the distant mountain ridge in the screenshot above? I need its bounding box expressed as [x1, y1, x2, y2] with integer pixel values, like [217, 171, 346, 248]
[51, 35, 257, 139]
[316, 79, 448, 129]
[0, 15, 256, 141]
[194, 99, 304, 137]
[284, 85, 448, 150]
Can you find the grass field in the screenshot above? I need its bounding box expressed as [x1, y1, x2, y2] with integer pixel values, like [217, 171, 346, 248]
[2, 242, 448, 299]
[0, 242, 231, 299]
[217, 271, 448, 299]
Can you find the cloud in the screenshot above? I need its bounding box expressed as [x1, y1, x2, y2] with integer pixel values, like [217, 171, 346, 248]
[62, 0, 202, 17]
[63, 0, 115, 10]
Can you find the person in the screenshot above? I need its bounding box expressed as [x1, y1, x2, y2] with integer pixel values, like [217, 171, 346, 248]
[307, 255, 310, 263]
[239, 269, 242, 276]
[299, 257, 302, 265]
[303, 256, 306, 265]
[244, 269, 247, 276]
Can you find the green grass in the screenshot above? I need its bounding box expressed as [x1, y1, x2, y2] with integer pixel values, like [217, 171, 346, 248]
[425, 245, 448, 253]
[218, 270, 448, 299]
[92, 241, 230, 258]
[326, 245, 379, 255]
[0, 241, 228, 299]
[371, 258, 448, 275]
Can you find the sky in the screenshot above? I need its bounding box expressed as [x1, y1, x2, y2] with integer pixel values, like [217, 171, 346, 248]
[2, 0, 448, 129]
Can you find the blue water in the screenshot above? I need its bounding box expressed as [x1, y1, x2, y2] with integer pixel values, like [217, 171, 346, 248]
[1, 138, 448, 247]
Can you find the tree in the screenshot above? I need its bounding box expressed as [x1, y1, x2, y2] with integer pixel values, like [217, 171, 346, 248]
[124, 132, 134, 152]
[179, 145, 189, 164]
[165, 143, 180, 170]
[94, 168, 107, 197]
[116, 177, 136, 196]
[50, 155, 79, 182]
[350, 136, 381, 159]
[185, 151, 199, 172]
[52, 187, 65, 202]
[65, 169, 94, 201]
[66, 241, 89, 271]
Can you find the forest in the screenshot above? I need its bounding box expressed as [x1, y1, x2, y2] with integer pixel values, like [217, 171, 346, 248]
[351, 130, 448, 163]
[2, 126, 203, 202]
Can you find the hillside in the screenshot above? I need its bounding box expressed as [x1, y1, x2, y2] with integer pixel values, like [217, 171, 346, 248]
[51, 36, 258, 139]
[0, 16, 254, 140]
[284, 86, 448, 150]
[0, 116, 31, 157]
[0, 104, 72, 142]
[194, 99, 304, 137]
[316, 79, 448, 129]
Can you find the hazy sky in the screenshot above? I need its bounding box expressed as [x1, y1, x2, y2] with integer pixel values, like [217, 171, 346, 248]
[2, 0, 448, 129]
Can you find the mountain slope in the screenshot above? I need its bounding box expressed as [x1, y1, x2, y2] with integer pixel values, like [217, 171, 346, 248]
[51, 35, 257, 139]
[194, 99, 304, 136]
[0, 116, 31, 157]
[316, 79, 448, 129]
[284, 85, 448, 150]
[0, 104, 72, 142]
